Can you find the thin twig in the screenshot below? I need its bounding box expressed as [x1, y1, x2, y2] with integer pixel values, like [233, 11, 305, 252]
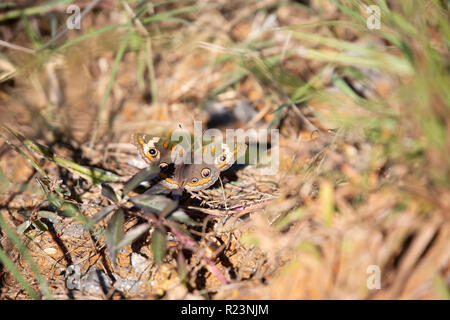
[0, 40, 35, 55]
[218, 176, 229, 213]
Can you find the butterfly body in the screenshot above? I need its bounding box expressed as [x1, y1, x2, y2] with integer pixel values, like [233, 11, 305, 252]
[132, 133, 245, 192]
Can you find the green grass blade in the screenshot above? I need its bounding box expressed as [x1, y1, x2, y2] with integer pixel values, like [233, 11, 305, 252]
[141, 5, 205, 25]
[89, 29, 133, 147]
[299, 47, 413, 75]
[0, 133, 48, 178]
[2, 125, 119, 185]
[0, 247, 40, 299]
[0, 0, 75, 22]
[57, 23, 129, 52]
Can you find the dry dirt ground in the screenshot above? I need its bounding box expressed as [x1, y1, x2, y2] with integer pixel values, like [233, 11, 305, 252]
[0, 1, 449, 299]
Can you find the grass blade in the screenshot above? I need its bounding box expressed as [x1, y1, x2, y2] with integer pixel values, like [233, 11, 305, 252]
[60, 202, 94, 231]
[0, 215, 53, 299]
[0, 0, 74, 22]
[89, 29, 133, 147]
[2, 125, 120, 185]
[0, 247, 40, 299]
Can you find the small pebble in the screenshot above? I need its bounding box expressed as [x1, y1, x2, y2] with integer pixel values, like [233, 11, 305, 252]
[43, 247, 57, 255]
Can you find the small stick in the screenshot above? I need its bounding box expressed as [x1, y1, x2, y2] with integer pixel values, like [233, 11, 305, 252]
[218, 176, 229, 213]
[0, 40, 35, 55]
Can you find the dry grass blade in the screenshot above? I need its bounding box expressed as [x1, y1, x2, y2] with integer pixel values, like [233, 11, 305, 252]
[1, 125, 120, 184]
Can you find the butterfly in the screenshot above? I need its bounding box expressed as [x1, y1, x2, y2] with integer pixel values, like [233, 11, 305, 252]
[132, 133, 246, 192]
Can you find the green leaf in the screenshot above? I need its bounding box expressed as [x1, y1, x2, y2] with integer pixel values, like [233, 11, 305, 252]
[169, 210, 200, 226]
[105, 208, 125, 263]
[116, 223, 151, 249]
[166, 220, 194, 239]
[32, 220, 48, 231]
[0, 247, 40, 299]
[160, 198, 179, 218]
[0, 215, 52, 299]
[101, 183, 119, 202]
[1, 125, 120, 185]
[123, 165, 160, 195]
[17, 220, 31, 234]
[151, 228, 167, 265]
[176, 251, 188, 284]
[37, 210, 59, 221]
[60, 202, 94, 231]
[92, 205, 117, 224]
[46, 194, 63, 209]
[130, 194, 178, 215]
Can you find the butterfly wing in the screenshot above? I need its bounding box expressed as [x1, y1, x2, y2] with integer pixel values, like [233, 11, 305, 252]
[183, 164, 220, 192]
[201, 141, 247, 172]
[132, 133, 185, 189]
[183, 141, 246, 192]
[132, 133, 185, 165]
[132, 133, 246, 192]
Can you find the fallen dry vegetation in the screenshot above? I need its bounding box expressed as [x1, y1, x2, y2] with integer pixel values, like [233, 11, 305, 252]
[0, 0, 449, 299]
